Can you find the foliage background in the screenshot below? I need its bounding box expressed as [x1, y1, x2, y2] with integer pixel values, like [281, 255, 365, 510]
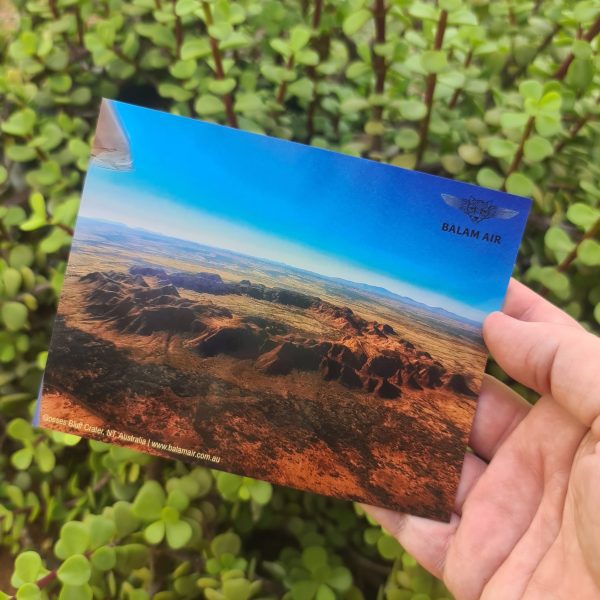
[1, 0, 599, 598]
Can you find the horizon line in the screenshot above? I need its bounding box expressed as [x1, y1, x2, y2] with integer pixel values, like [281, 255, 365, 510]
[76, 214, 485, 324]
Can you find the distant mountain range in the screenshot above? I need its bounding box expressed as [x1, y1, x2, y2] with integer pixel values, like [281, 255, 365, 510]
[76, 216, 482, 328]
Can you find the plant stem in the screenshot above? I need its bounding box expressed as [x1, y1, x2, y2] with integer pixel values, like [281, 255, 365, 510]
[276, 55, 295, 105]
[416, 9, 448, 168]
[202, 1, 239, 128]
[501, 116, 534, 190]
[448, 49, 472, 109]
[557, 217, 600, 272]
[306, 0, 326, 141]
[370, 0, 387, 154]
[55, 223, 75, 237]
[554, 13, 600, 80]
[504, 24, 559, 86]
[554, 95, 600, 154]
[312, 0, 323, 29]
[173, 0, 183, 58]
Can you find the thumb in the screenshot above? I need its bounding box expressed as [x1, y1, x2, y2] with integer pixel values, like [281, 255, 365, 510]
[483, 312, 600, 431]
[572, 442, 600, 587]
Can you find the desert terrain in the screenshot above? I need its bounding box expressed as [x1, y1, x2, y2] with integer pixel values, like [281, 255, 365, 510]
[41, 218, 487, 520]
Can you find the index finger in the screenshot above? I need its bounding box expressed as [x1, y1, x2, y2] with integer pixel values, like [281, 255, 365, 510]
[502, 279, 581, 328]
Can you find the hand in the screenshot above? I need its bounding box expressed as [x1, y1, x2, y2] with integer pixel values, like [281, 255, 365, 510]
[364, 279, 600, 600]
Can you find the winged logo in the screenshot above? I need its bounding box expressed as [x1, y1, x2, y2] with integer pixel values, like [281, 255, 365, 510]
[441, 194, 519, 224]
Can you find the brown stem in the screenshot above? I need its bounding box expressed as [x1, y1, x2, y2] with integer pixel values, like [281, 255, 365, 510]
[306, 3, 326, 141]
[554, 95, 600, 154]
[55, 223, 75, 237]
[370, 0, 387, 154]
[505, 24, 559, 86]
[276, 55, 295, 105]
[202, 1, 238, 128]
[501, 116, 535, 190]
[554, 13, 600, 80]
[416, 9, 448, 168]
[312, 0, 323, 29]
[172, 0, 183, 58]
[74, 7, 85, 46]
[448, 49, 472, 109]
[557, 217, 600, 272]
[48, 0, 58, 18]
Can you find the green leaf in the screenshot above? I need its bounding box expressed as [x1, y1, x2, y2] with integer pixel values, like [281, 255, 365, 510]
[535, 267, 569, 294]
[519, 79, 543, 101]
[208, 78, 236, 95]
[34, 443, 55, 473]
[524, 136, 553, 161]
[289, 25, 311, 53]
[15, 584, 40, 600]
[222, 578, 252, 600]
[420, 50, 447, 74]
[342, 9, 371, 36]
[315, 584, 335, 600]
[88, 516, 116, 548]
[2, 109, 36, 137]
[6, 145, 37, 162]
[58, 584, 92, 600]
[578, 239, 600, 267]
[288, 78, 314, 100]
[395, 128, 420, 150]
[535, 114, 561, 137]
[175, 0, 199, 16]
[537, 91, 562, 115]
[91, 546, 116, 571]
[377, 534, 403, 559]
[195, 94, 223, 115]
[545, 226, 575, 255]
[59, 522, 90, 557]
[170, 59, 197, 79]
[302, 546, 327, 573]
[211, 532, 241, 558]
[3, 268, 23, 297]
[9, 245, 34, 269]
[248, 480, 272, 505]
[458, 144, 483, 165]
[487, 138, 517, 158]
[398, 100, 427, 121]
[165, 519, 192, 549]
[291, 580, 319, 600]
[157, 83, 193, 102]
[132, 481, 166, 521]
[57, 555, 92, 586]
[327, 566, 352, 592]
[14, 552, 43, 584]
[234, 93, 263, 114]
[181, 38, 210, 60]
[505, 172, 534, 196]
[1, 302, 28, 332]
[477, 167, 504, 190]
[441, 155, 464, 174]
[566, 203, 599, 231]
[565, 57, 594, 90]
[0, 166, 7, 184]
[7, 418, 34, 442]
[500, 112, 529, 129]
[594, 303, 600, 325]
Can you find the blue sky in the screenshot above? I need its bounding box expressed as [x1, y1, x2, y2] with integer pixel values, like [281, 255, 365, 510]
[80, 100, 530, 322]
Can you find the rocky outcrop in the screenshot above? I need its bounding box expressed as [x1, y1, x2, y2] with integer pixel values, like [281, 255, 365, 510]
[194, 326, 265, 359]
[79, 266, 479, 400]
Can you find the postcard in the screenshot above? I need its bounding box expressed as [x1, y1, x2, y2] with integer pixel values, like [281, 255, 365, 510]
[37, 99, 530, 521]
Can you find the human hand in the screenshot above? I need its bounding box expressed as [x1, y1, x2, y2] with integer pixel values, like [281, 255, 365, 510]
[364, 279, 600, 600]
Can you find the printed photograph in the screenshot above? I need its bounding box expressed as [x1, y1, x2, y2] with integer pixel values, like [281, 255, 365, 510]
[39, 100, 530, 520]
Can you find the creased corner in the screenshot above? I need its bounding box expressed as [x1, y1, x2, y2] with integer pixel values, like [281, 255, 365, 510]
[91, 99, 133, 171]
